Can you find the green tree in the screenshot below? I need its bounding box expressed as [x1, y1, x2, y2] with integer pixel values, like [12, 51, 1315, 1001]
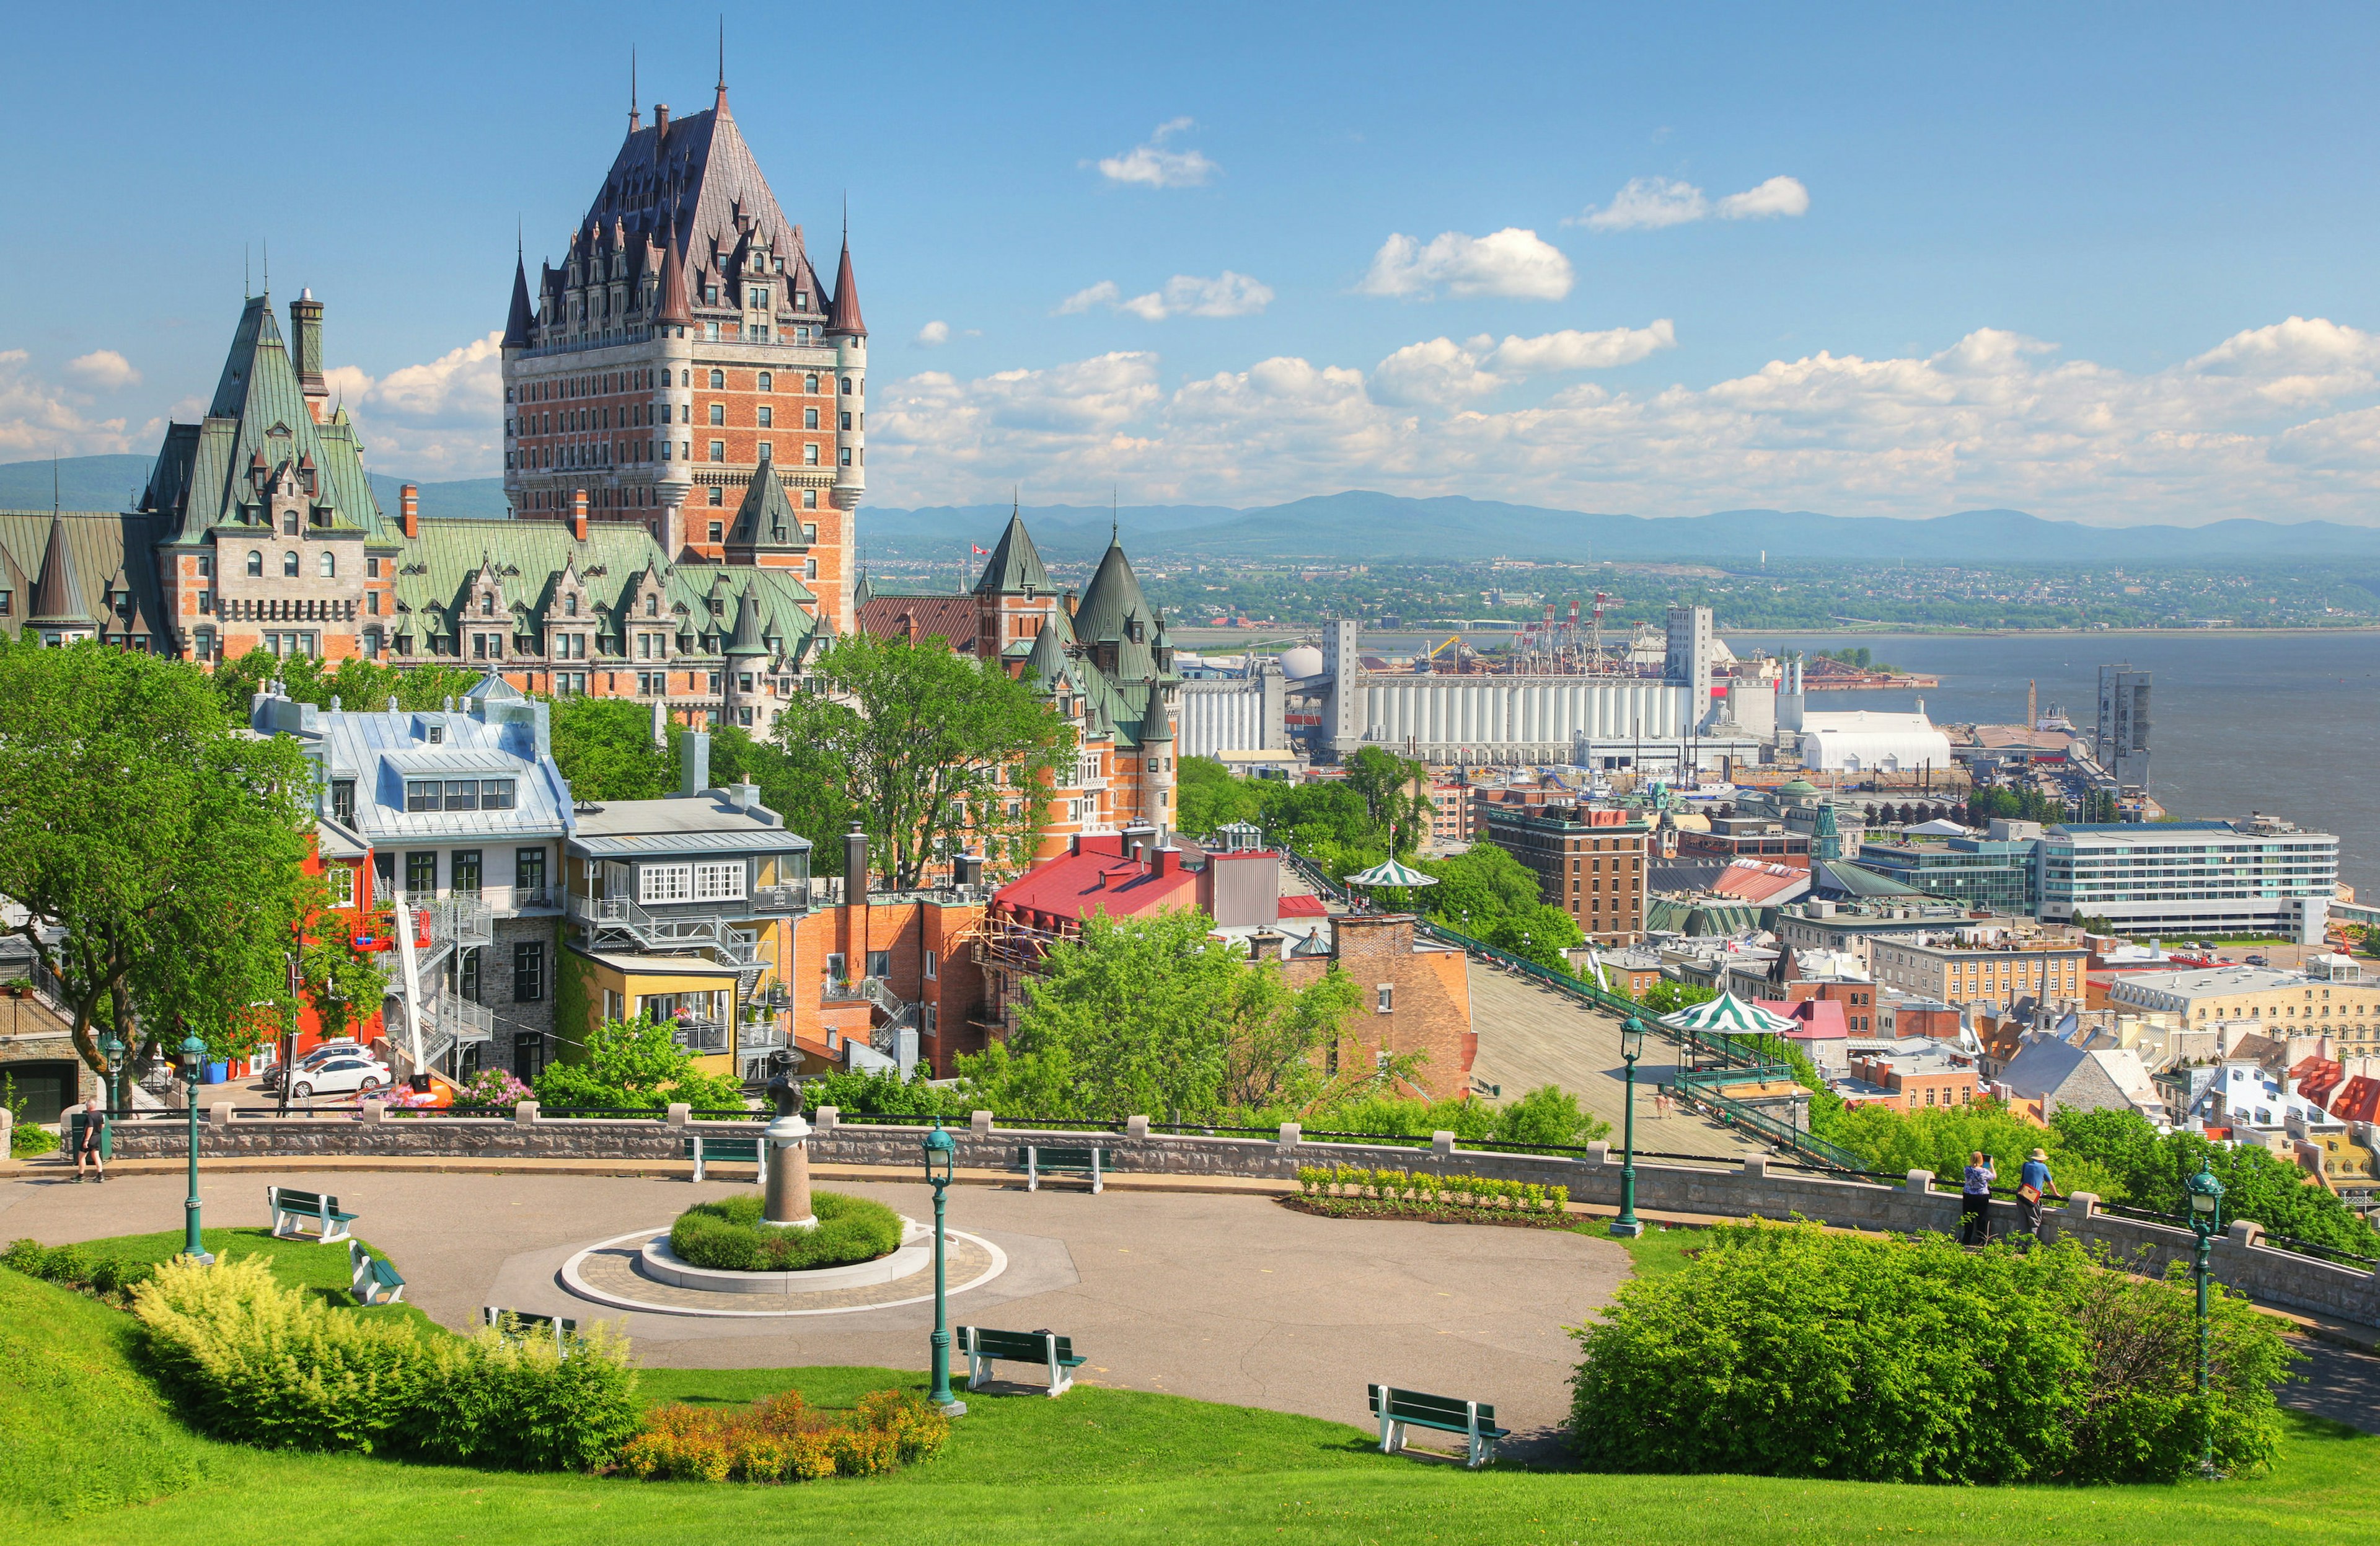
[211, 648, 479, 722]
[967, 909, 1378, 1123]
[1342, 746, 1432, 855]
[767, 634, 1071, 886]
[548, 697, 675, 800]
[290, 872, 389, 1045]
[534, 1017, 743, 1110]
[1482, 903, 1584, 974]
[1414, 843, 1542, 934]
[1175, 755, 1266, 837]
[0, 646, 315, 1074]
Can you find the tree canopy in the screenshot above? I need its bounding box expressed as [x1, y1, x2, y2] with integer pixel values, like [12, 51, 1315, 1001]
[534, 1017, 744, 1111]
[766, 634, 1071, 886]
[0, 645, 317, 1071]
[209, 648, 479, 722]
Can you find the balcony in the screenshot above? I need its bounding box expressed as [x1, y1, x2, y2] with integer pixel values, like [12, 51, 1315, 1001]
[671, 1017, 731, 1055]
[496, 886, 562, 917]
[567, 893, 759, 966]
[748, 882, 813, 914]
[738, 1021, 788, 1052]
[437, 996, 496, 1046]
[420, 898, 493, 950]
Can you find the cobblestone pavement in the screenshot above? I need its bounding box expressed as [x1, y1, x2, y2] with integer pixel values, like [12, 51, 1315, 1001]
[0, 1165, 1626, 1455]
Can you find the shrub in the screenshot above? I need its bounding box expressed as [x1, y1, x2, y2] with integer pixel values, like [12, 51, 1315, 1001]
[10, 1121, 60, 1157]
[670, 1191, 905, 1273]
[619, 1387, 947, 1483]
[131, 1255, 639, 1470]
[1569, 1221, 2288, 1485]
[133, 1255, 422, 1453]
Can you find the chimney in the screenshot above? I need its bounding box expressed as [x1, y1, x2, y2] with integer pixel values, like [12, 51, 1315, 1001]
[1063, 588, 1078, 619]
[400, 483, 419, 538]
[654, 102, 670, 137]
[730, 781, 759, 811]
[571, 488, 589, 541]
[290, 289, 327, 421]
[678, 729, 710, 796]
[844, 820, 869, 894]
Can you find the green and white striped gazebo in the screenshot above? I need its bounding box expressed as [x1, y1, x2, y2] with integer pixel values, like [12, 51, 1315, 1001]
[1659, 989, 1797, 1037]
[1344, 858, 1437, 890]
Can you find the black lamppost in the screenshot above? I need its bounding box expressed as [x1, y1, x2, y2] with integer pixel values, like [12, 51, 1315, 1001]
[1611, 1016, 1646, 1238]
[922, 1119, 966, 1416]
[176, 1032, 214, 1263]
[2186, 1164, 2225, 1477]
[99, 1030, 125, 1121]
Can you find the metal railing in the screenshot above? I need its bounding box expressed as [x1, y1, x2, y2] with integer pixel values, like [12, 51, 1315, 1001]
[670, 1017, 731, 1054]
[567, 893, 760, 966]
[749, 882, 813, 912]
[438, 996, 496, 1045]
[421, 897, 494, 950]
[738, 1022, 788, 1051]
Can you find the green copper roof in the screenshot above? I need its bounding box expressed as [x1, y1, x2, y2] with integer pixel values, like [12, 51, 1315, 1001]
[1073, 538, 1150, 642]
[972, 511, 1051, 597]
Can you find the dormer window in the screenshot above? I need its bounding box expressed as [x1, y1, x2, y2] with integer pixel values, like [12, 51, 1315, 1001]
[795, 291, 809, 311]
[482, 594, 496, 615]
[646, 595, 658, 616]
[565, 594, 579, 616]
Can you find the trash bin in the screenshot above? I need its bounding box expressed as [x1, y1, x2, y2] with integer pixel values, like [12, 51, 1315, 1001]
[203, 1061, 229, 1085]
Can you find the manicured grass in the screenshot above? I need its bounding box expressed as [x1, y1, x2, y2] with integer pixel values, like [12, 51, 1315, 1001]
[1572, 1214, 1705, 1279]
[11, 1235, 2380, 1544]
[60, 1226, 438, 1336]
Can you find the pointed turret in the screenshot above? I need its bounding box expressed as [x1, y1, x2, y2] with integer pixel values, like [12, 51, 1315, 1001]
[972, 508, 1051, 596]
[1140, 691, 1174, 744]
[28, 515, 92, 627]
[1074, 535, 1152, 645]
[1022, 617, 1073, 693]
[656, 217, 692, 327]
[726, 583, 767, 657]
[825, 237, 866, 338]
[729, 456, 800, 546]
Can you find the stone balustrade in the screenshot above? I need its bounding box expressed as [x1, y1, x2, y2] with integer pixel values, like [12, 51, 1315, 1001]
[77, 1102, 2380, 1329]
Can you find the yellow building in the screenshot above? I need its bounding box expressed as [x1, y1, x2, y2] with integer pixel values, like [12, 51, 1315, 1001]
[2105, 955, 2380, 1048]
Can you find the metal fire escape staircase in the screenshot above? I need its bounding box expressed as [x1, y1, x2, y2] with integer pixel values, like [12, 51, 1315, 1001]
[388, 898, 496, 1077]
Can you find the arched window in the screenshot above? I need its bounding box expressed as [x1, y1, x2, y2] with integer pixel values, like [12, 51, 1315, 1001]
[804, 373, 819, 392]
[840, 377, 853, 395]
[757, 371, 774, 391]
[246, 550, 263, 576]
[709, 368, 725, 389]
[565, 594, 579, 616]
[680, 369, 689, 387]
[481, 593, 496, 616]
[282, 550, 299, 576]
[318, 551, 336, 578]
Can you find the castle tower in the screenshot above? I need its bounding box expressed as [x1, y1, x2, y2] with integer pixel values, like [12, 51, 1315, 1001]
[499, 72, 863, 632]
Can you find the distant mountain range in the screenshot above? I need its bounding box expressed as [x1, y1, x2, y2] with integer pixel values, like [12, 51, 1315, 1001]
[9, 457, 2376, 564]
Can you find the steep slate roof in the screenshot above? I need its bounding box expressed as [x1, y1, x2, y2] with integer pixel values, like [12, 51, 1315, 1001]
[1073, 537, 1153, 643]
[392, 517, 818, 663]
[725, 583, 767, 656]
[727, 457, 805, 548]
[0, 512, 170, 643]
[972, 511, 1051, 596]
[855, 592, 978, 652]
[28, 515, 92, 624]
[825, 237, 866, 337]
[141, 296, 388, 546]
[503, 253, 537, 348]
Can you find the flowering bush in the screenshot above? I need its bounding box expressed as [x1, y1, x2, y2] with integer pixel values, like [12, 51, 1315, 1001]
[1294, 1165, 1567, 1214]
[619, 1387, 947, 1483]
[459, 1068, 534, 1108]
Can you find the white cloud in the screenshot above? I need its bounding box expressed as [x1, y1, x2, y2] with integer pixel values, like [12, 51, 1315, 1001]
[1058, 272, 1274, 321]
[325, 331, 506, 479]
[1370, 322, 1678, 406]
[915, 320, 951, 346]
[1357, 229, 1573, 301]
[1577, 174, 1810, 230]
[858, 316, 2380, 525]
[65, 350, 141, 391]
[1094, 118, 1219, 188]
[0, 350, 137, 458]
[1715, 175, 1811, 221]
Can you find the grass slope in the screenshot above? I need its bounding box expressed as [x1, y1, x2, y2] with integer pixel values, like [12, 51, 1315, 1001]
[0, 1270, 214, 1527]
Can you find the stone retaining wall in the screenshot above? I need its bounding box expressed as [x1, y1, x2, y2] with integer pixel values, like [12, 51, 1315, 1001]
[80, 1100, 2380, 1328]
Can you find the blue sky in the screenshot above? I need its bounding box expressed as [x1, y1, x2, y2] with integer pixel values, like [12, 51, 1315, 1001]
[9, 2, 2380, 523]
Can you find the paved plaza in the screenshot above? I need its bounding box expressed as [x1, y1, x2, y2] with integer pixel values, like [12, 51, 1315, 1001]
[0, 1165, 1628, 1454]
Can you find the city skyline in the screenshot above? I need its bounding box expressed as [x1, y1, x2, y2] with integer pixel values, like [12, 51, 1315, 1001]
[7, 4, 2380, 525]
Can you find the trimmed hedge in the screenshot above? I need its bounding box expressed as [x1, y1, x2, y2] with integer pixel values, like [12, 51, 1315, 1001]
[1295, 1164, 1568, 1214]
[1570, 1221, 2291, 1485]
[670, 1191, 905, 1273]
[620, 1388, 949, 1483]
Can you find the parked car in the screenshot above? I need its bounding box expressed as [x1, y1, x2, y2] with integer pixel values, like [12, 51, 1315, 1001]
[262, 1040, 363, 1090]
[288, 1055, 392, 1100]
[2245, 954, 2270, 967]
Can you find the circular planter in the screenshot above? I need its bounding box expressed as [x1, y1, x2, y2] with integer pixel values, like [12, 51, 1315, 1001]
[640, 1216, 932, 1295]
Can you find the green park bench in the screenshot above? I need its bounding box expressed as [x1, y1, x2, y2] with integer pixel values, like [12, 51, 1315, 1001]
[348, 1240, 405, 1306]
[1015, 1144, 1104, 1193]
[1367, 1383, 1510, 1468]
[956, 1325, 1085, 1397]
[268, 1185, 358, 1243]
[483, 1305, 580, 1357]
[685, 1132, 769, 1183]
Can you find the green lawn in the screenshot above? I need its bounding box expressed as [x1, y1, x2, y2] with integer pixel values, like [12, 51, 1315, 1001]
[57, 1225, 439, 1336]
[8, 1234, 2380, 1544]
[1570, 1216, 1704, 1279]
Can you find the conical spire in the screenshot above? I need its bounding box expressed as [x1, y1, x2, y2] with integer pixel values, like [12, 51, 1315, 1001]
[726, 583, 767, 656]
[1074, 532, 1152, 644]
[972, 506, 1051, 596]
[1022, 616, 1073, 692]
[825, 232, 866, 338]
[28, 513, 92, 626]
[655, 215, 692, 326]
[503, 242, 536, 348]
[1140, 690, 1173, 744]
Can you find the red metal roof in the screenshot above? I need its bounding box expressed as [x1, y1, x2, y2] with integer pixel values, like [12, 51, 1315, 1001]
[1710, 859, 1807, 904]
[2331, 1076, 2380, 1124]
[2292, 1056, 2346, 1111]
[855, 594, 979, 652]
[993, 834, 1199, 926]
[1277, 893, 1329, 918]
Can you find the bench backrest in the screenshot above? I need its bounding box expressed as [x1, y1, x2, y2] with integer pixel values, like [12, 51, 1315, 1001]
[1020, 1146, 1101, 1167]
[271, 1188, 336, 1213]
[365, 1257, 402, 1284]
[702, 1137, 762, 1156]
[964, 1327, 1073, 1363]
[1369, 1385, 1496, 1429]
[483, 1306, 577, 1335]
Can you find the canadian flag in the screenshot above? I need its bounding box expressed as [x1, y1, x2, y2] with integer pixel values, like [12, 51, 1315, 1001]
[971, 545, 989, 554]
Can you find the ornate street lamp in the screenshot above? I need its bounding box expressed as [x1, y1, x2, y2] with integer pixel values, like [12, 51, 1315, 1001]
[922, 1120, 966, 1416]
[1611, 1016, 1646, 1239]
[99, 1030, 126, 1126]
[2186, 1164, 2225, 1477]
[176, 1032, 214, 1263]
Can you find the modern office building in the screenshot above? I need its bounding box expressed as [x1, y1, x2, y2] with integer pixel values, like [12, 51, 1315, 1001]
[2037, 815, 2337, 942]
[1856, 831, 2039, 916]
[2096, 665, 2152, 788]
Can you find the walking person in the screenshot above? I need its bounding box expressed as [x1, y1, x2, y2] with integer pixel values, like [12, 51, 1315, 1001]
[71, 1093, 107, 1183]
[1960, 1150, 1994, 1245]
[2017, 1147, 2060, 1243]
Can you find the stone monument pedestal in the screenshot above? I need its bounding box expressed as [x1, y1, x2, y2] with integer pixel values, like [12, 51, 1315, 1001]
[764, 1110, 816, 1228]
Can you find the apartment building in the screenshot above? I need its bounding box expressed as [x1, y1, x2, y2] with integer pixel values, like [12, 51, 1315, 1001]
[2037, 816, 2339, 942]
[1868, 935, 2090, 1009]
[2104, 955, 2380, 1049]
[1479, 802, 1650, 944]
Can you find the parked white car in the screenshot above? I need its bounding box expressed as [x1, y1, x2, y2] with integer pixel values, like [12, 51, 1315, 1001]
[265, 1040, 364, 1090]
[288, 1054, 392, 1100]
